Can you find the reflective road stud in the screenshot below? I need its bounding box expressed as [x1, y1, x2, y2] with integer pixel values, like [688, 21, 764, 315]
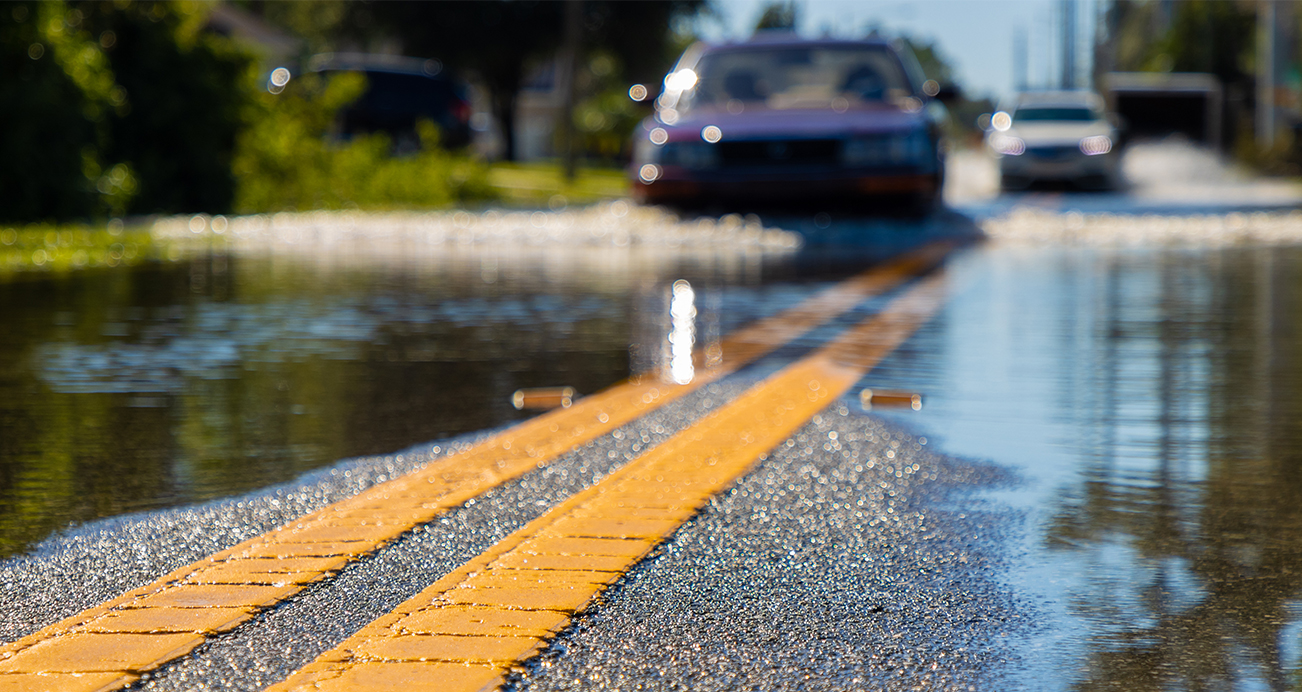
[0, 244, 955, 691]
[265, 272, 949, 692]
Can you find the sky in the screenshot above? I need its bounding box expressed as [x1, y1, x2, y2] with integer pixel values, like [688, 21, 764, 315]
[700, 0, 1102, 101]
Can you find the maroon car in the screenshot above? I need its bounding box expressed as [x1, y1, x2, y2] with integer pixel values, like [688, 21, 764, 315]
[631, 36, 948, 209]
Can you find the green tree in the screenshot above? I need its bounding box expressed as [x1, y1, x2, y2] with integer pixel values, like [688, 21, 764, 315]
[1105, 0, 1256, 152]
[901, 36, 954, 87]
[276, 1, 706, 162]
[92, 1, 255, 216]
[754, 1, 799, 32]
[0, 2, 133, 221]
[232, 71, 493, 212]
[0, 1, 254, 223]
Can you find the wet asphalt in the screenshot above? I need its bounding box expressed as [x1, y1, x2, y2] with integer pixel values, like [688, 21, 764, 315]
[0, 265, 1025, 691]
[10, 144, 1302, 690]
[516, 406, 1021, 692]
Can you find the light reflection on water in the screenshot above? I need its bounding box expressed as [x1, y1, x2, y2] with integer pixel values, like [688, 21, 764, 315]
[870, 243, 1302, 690]
[0, 248, 819, 559]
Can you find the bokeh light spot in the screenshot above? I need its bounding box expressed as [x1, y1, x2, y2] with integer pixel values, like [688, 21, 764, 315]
[665, 68, 698, 92]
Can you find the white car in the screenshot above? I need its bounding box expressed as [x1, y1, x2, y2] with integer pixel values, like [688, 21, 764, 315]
[987, 91, 1121, 191]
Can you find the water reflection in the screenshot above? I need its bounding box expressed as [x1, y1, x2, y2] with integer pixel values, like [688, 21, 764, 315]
[892, 243, 1302, 690]
[666, 279, 697, 384]
[1038, 246, 1302, 690]
[0, 247, 811, 559]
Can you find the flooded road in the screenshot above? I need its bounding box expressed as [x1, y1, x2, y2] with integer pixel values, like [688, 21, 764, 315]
[0, 231, 818, 558]
[5, 150, 1302, 688]
[868, 241, 1302, 689]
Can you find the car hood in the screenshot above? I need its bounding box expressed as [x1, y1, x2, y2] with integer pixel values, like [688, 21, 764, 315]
[1008, 121, 1113, 145]
[664, 106, 927, 141]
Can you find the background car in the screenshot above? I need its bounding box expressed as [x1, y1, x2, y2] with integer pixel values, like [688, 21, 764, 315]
[987, 91, 1121, 191]
[307, 53, 474, 151]
[630, 35, 951, 211]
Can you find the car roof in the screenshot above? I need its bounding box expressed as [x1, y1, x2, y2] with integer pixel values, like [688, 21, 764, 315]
[702, 35, 896, 54]
[307, 52, 446, 79]
[673, 35, 920, 95]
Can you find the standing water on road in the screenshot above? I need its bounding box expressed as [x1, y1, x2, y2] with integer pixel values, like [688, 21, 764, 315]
[9, 187, 1302, 688]
[0, 205, 855, 560]
[867, 235, 1302, 689]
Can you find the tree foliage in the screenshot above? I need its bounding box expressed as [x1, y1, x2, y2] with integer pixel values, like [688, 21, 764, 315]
[901, 37, 955, 88]
[1, 2, 133, 221]
[1106, 0, 1256, 152]
[1, 0, 505, 223]
[1108, 0, 1254, 85]
[232, 72, 494, 213]
[754, 1, 799, 32]
[0, 1, 255, 223]
[267, 1, 706, 162]
[97, 2, 253, 216]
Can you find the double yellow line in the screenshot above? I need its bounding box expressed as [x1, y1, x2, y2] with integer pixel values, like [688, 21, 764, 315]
[0, 242, 955, 692]
[268, 272, 949, 692]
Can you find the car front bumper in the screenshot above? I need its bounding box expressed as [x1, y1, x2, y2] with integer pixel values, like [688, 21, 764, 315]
[999, 149, 1118, 184]
[632, 166, 940, 204]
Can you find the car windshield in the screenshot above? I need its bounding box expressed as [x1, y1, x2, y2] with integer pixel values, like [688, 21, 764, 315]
[1014, 107, 1100, 122]
[683, 44, 911, 112]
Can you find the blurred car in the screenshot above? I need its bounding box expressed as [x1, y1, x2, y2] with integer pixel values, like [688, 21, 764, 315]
[307, 53, 474, 150]
[630, 36, 951, 210]
[987, 91, 1121, 190]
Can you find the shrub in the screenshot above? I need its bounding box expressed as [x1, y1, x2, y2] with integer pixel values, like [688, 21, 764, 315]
[0, 2, 134, 221]
[232, 71, 495, 214]
[1, 1, 493, 223]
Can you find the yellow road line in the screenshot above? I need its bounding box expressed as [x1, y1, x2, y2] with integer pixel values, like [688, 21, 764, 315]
[0, 243, 954, 692]
[263, 271, 949, 692]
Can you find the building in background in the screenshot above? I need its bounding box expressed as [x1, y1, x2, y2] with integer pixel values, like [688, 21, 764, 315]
[1257, 0, 1301, 150]
[1091, 0, 1302, 156]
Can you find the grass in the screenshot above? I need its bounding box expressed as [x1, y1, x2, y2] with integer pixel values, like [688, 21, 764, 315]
[486, 161, 630, 207]
[0, 223, 165, 276]
[0, 161, 632, 276]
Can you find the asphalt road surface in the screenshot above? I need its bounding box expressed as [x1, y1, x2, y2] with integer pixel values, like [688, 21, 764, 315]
[4, 142, 1302, 691]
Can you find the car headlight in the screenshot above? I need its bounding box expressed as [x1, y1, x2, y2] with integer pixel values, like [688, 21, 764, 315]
[842, 130, 932, 166]
[1079, 135, 1112, 156]
[988, 133, 1026, 156]
[661, 141, 719, 169]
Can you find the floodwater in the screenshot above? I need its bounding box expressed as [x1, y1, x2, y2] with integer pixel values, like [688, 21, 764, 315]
[868, 240, 1302, 690]
[0, 231, 886, 559]
[5, 195, 1302, 689]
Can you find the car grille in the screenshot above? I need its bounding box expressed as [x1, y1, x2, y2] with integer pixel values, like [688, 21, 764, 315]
[718, 139, 840, 167]
[1025, 145, 1080, 160]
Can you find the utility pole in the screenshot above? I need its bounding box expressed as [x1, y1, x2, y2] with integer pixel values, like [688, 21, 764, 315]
[1061, 0, 1077, 89]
